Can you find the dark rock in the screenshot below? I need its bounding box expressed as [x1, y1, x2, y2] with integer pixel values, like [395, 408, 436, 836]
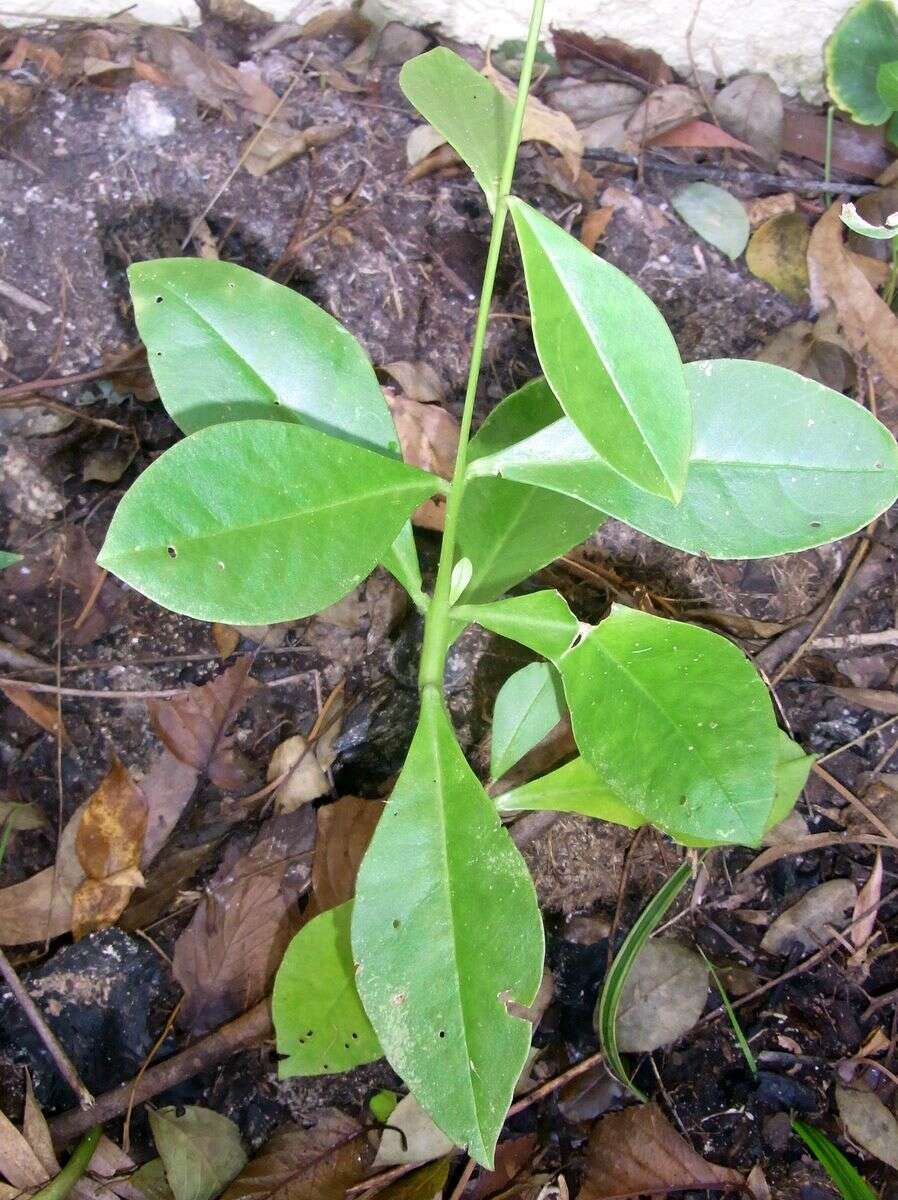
[755, 1071, 819, 1113]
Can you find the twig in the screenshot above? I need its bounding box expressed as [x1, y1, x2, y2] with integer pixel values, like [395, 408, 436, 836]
[581, 147, 878, 196]
[0, 671, 309, 701]
[49, 999, 272, 1145]
[0, 946, 94, 1108]
[448, 1158, 476, 1200]
[123, 997, 182, 1154]
[815, 713, 898, 764]
[0, 345, 142, 404]
[507, 1047, 605, 1116]
[812, 763, 898, 849]
[0, 277, 52, 316]
[813, 629, 898, 649]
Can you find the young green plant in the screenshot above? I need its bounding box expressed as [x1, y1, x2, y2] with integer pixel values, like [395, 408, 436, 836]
[98, 0, 898, 1168]
[826, 0, 898, 143]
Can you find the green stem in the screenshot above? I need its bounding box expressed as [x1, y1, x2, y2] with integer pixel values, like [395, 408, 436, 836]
[32, 1127, 101, 1200]
[886, 237, 898, 308]
[417, 0, 546, 690]
[823, 103, 834, 209]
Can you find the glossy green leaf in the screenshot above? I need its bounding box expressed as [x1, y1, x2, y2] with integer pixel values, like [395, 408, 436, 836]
[595, 860, 692, 1100]
[352, 689, 544, 1167]
[559, 605, 780, 845]
[399, 48, 515, 210]
[454, 589, 580, 662]
[458, 379, 604, 602]
[148, 1106, 246, 1200]
[826, 0, 898, 124]
[497, 730, 810, 847]
[382, 523, 427, 610]
[508, 197, 691, 502]
[470, 360, 898, 558]
[491, 662, 566, 779]
[129, 258, 398, 453]
[841, 200, 898, 239]
[272, 901, 381, 1077]
[792, 1120, 877, 1200]
[0, 550, 21, 570]
[672, 183, 750, 259]
[98, 421, 441, 624]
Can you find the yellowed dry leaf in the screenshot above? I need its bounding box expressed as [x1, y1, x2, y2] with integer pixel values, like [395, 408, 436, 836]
[1, 683, 67, 742]
[71, 758, 148, 939]
[853, 850, 883, 950]
[622, 84, 704, 153]
[746, 192, 797, 226]
[212, 622, 240, 658]
[808, 201, 898, 398]
[580, 206, 614, 251]
[483, 57, 583, 179]
[0, 78, 32, 113]
[746, 213, 810, 302]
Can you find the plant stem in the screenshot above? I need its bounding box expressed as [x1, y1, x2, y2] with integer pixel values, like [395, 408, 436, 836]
[823, 103, 834, 209]
[417, 0, 546, 691]
[886, 236, 898, 308]
[32, 1127, 101, 1200]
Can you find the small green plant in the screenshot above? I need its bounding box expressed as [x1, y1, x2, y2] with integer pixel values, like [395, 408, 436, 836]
[792, 1119, 877, 1200]
[97, 0, 898, 1167]
[842, 200, 898, 305]
[826, 0, 898, 139]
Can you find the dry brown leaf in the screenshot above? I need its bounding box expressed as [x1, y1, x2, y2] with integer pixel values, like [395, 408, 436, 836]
[622, 84, 704, 153]
[483, 57, 583, 180]
[746, 213, 810, 302]
[761, 878, 858, 955]
[266, 733, 329, 813]
[220, 1109, 373, 1200]
[0, 1106, 50, 1191]
[386, 393, 458, 532]
[853, 850, 883, 950]
[2, 37, 64, 76]
[0, 683, 67, 742]
[306, 795, 383, 919]
[149, 656, 257, 789]
[712, 73, 783, 166]
[242, 122, 348, 177]
[746, 192, 797, 226]
[145, 28, 277, 115]
[807, 201, 898, 398]
[651, 119, 754, 152]
[0, 78, 32, 114]
[580, 207, 614, 252]
[71, 758, 148, 939]
[469, 1135, 536, 1199]
[836, 1083, 898, 1170]
[213, 623, 241, 659]
[405, 142, 463, 184]
[754, 314, 856, 393]
[172, 807, 315, 1035]
[830, 686, 898, 715]
[58, 525, 124, 646]
[381, 361, 445, 405]
[22, 1076, 58, 1178]
[747, 1164, 772, 1200]
[553, 31, 673, 87]
[615, 940, 709, 1052]
[581, 1102, 743, 1199]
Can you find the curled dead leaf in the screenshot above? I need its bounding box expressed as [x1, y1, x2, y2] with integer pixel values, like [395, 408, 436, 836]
[242, 123, 348, 177]
[386, 393, 458, 531]
[0, 683, 68, 742]
[761, 879, 858, 955]
[483, 56, 583, 180]
[267, 733, 329, 813]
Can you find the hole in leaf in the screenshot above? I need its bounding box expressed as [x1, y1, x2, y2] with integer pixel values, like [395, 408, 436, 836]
[167, 545, 177, 558]
[344, 1042, 350, 1049]
[155, 295, 163, 303]
[809, 521, 822, 529]
[322, 1063, 329, 1070]
[351, 1032, 358, 1039]
[307, 1029, 313, 1037]
[438, 1030, 445, 1038]
[392, 918, 401, 929]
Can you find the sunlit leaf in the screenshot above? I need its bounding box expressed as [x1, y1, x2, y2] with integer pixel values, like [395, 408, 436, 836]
[273, 901, 381, 1077]
[98, 421, 441, 624]
[491, 662, 565, 779]
[352, 690, 544, 1167]
[559, 606, 780, 845]
[454, 590, 580, 663]
[508, 198, 691, 502]
[840, 200, 898, 240]
[470, 359, 898, 558]
[459, 379, 603, 602]
[130, 258, 399, 453]
[399, 47, 514, 210]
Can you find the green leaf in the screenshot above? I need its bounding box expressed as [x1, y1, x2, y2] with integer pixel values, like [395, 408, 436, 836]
[131, 1159, 175, 1200]
[700, 950, 757, 1076]
[129, 258, 399, 453]
[840, 200, 898, 240]
[399, 48, 515, 211]
[98, 421, 441, 624]
[792, 1120, 877, 1200]
[351, 689, 544, 1167]
[458, 379, 604, 602]
[369, 1090, 399, 1124]
[507, 197, 691, 503]
[470, 360, 898, 559]
[826, 0, 898, 124]
[454, 589, 580, 662]
[382, 523, 427, 610]
[148, 1106, 246, 1200]
[272, 901, 382, 1077]
[0, 551, 21, 570]
[491, 662, 566, 779]
[497, 730, 813, 848]
[595, 860, 692, 1100]
[559, 606, 780, 845]
[671, 183, 750, 259]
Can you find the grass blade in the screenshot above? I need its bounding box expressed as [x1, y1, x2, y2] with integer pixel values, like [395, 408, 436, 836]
[595, 858, 692, 1100]
[699, 949, 757, 1076]
[792, 1119, 876, 1200]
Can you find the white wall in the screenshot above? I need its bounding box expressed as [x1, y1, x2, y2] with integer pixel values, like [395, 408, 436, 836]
[1, 0, 852, 100]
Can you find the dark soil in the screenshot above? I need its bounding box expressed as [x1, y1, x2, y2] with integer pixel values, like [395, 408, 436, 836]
[1, 14, 897, 1200]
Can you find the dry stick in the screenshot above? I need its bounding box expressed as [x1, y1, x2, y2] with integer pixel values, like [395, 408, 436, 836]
[122, 997, 183, 1155]
[447, 1158, 476, 1200]
[816, 713, 898, 764]
[812, 762, 898, 850]
[507, 1047, 605, 1117]
[49, 998, 272, 1145]
[0, 345, 142, 404]
[0, 946, 94, 1109]
[0, 671, 309, 701]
